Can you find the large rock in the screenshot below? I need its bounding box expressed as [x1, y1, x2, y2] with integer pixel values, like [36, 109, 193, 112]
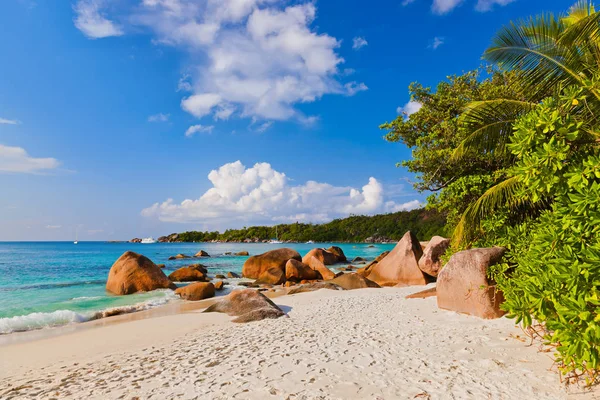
[235, 251, 249, 256]
[305, 256, 335, 280]
[356, 251, 390, 278]
[418, 236, 450, 277]
[255, 268, 286, 285]
[285, 259, 320, 281]
[326, 246, 347, 262]
[194, 250, 210, 257]
[204, 289, 286, 323]
[168, 253, 191, 260]
[288, 282, 343, 294]
[168, 265, 208, 282]
[106, 251, 176, 295]
[367, 231, 427, 287]
[436, 247, 506, 319]
[302, 248, 339, 265]
[175, 282, 215, 301]
[242, 248, 302, 279]
[328, 273, 380, 290]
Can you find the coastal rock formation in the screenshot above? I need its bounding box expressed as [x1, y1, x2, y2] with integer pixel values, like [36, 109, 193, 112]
[356, 250, 390, 277]
[288, 282, 343, 294]
[129, 238, 142, 243]
[204, 289, 286, 323]
[328, 273, 380, 290]
[305, 256, 335, 280]
[157, 233, 179, 243]
[368, 231, 427, 286]
[227, 271, 240, 278]
[302, 248, 338, 265]
[285, 259, 321, 281]
[156, 264, 165, 269]
[255, 268, 286, 285]
[169, 253, 191, 260]
[194, 250, 210, 257]
[106, 251, 176, 295]
[436, 247, 506, 319]
[214, 281, 224, 290]
[326, 246, 347, 262]
[418, 236, 450, 277]
[406, 287, 437, 299]
[168, 265, 208, 282]
[242, 248, 302, 279]
[235, 251, 249, 256]
[175, 282, 215, 301]
[352, 256, 366, 262]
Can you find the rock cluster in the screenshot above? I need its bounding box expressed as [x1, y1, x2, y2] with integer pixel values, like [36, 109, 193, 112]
[106, 251, 176, 295]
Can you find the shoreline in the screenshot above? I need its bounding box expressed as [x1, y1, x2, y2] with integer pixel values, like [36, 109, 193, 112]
[0, 286, 596, 399]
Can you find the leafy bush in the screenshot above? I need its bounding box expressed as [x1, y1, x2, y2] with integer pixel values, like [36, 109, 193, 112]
[489, 87, 600, 383]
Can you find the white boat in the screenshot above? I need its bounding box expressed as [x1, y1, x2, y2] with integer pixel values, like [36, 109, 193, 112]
[141, 237, 157, 244]
[269, 227, 283, 244]
[306, 240, 314, 244]
[74, 227, 78, 245]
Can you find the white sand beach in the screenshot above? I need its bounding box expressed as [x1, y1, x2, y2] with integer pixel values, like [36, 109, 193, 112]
[0, 285, 595, 399]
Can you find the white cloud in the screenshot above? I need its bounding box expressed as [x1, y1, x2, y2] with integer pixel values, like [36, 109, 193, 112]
[0, 144, 60, 174]
[384, 199, 422, 212]
[432, 0, 463, 14]
[254, 121, 273, 133]
[475, 0, 516, 12]
[141, 161, 420, 225]
[148, 113, 170, 122]
[46, 225, 62, 229]
[73, 0, 123, 39]
[430, 36, 445, 49]
[185, 124, 214, 136]
[397, 101, 422, 116]
[344, 81, 368, 96]
[352, 36, 368, 50]
[72, 1, 366, 125]
[0, 118, 20, 125]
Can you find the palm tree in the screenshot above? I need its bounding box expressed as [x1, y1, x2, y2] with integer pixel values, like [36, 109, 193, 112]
[452, 0, 600, 245]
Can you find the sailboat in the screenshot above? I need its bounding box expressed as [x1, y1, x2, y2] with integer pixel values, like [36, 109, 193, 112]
[74, 227, 78, 245]
[269, 226, 283, 244]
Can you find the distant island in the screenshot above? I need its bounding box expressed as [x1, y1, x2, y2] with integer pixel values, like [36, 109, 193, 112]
[132, 208, 446, 244]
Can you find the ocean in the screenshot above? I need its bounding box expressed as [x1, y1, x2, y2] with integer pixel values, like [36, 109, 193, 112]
[0, 241, 395, 334]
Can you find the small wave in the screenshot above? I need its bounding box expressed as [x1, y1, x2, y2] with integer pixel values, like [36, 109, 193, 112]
[0, 310, 91, 334]
[70, 296, 103, 302]
[0, 291, 179, 334]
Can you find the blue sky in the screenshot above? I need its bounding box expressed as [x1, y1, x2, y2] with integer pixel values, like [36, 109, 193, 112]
[0, 0, 568, 241]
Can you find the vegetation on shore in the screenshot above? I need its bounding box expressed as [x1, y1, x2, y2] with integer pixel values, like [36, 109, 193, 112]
[382, 0, 600, 384]
[164, 208, 446, 243]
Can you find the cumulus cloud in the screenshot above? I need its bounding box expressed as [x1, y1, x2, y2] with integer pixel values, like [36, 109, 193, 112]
[397, 101, 422, 117]
[148, 113, 170, 122]
[0, 144, 60, 174]
[475, 0, 516, 12]
[0, 118, 20, 125]
[185, 124, 214, 136]
[72, 1, 366, 125]
[73, 0, 123, 39]
[141, 161, 420, 225]
[352, 37, 368, 50]
[432, 0, 463, 14]
[344, 82, 368, 96]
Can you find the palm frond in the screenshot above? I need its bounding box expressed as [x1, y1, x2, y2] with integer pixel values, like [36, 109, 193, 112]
[452, 99, 537, 161]
[452, 176, 525, 246]
[484, 13, 600, 101]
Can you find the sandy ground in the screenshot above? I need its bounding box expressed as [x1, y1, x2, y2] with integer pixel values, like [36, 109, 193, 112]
[0, 285, 596, 399]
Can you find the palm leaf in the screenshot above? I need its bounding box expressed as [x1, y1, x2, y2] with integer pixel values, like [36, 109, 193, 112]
[452, 176, 525, 246]
[452, 99, 536, 161]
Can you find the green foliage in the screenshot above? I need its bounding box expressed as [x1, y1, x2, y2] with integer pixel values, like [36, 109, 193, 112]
[380, 68, 525, 229]
[172, 208, 446, 243]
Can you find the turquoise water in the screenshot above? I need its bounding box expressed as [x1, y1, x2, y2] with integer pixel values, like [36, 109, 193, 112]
[0, 242, 395, 334]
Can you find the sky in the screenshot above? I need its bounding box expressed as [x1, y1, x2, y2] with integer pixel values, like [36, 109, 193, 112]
[0, 0, 569, 241]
